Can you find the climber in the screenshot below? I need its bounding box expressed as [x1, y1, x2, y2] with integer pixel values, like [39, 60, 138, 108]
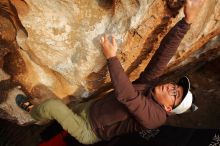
[16, 0, 203, 145]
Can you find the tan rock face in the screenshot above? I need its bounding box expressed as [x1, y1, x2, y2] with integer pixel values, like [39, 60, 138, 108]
[0, 0, 219, 125]
[14, 0, 170, 97]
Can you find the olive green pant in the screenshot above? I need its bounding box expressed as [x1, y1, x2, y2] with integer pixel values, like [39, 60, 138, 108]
[30, 99, 100, 144]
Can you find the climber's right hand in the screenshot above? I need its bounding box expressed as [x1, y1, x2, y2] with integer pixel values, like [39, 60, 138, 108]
[184, 0, 205, 24]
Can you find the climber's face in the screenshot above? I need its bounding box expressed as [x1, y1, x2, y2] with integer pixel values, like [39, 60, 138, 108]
[152, 82, 184, 112]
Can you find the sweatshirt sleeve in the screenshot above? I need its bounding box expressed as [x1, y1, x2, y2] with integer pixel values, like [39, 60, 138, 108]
[107, 57, 138, 101]
[107, 57, 167, 129]
[134, 18, 191, 84]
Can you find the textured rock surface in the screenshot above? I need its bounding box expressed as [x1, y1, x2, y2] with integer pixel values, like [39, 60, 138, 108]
[166, 55, 220, 129]
[0, 0, 219, 126]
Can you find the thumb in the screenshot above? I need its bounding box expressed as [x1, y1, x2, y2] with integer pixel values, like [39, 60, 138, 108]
[100, 36, 104, 44]
[186, 0, 192, 7]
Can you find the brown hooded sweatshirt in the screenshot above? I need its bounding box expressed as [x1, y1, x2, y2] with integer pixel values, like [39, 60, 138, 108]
[89, 18, 191, 140]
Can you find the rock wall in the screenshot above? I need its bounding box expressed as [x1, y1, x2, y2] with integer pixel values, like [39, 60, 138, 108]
[0, 0, 219, 126]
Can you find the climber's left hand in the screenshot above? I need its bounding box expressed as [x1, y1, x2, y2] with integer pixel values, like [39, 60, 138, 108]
[100, 34, 118, 59]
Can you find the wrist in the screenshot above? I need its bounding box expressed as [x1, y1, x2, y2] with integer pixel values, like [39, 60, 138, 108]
[106, 54, 116, 59]
[184, 17, 193, 24]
